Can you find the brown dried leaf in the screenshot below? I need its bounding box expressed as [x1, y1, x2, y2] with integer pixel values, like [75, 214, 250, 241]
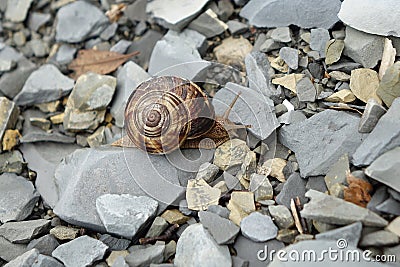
[68, 49, 139, 79]
[379, 38, 396, 80]
[344, 172, 373, 208]
[105, 3, 126, 23]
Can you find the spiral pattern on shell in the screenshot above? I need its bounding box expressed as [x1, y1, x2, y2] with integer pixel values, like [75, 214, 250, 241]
[125, 76, 215, 154]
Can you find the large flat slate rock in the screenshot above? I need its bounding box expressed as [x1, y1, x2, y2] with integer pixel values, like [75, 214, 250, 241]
[279, 110, 365, 177]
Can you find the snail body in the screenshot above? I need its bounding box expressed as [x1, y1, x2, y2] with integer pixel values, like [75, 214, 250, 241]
[121, 76, 246, 154]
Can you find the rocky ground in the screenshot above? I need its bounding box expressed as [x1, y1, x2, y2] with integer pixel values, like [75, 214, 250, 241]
[1, 0, 400, 266]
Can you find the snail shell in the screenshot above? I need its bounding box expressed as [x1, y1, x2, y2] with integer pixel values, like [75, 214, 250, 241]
[124, 76, 215, 154]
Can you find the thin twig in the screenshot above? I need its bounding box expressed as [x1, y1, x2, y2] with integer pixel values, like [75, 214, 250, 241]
[139, 224, 179, 245]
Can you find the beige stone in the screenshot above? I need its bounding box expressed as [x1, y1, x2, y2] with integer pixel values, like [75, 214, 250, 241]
[213, 139, 251, 171]
[257, 158, 287, 182]
[186, 178, 221, 211]
[35, 100, 60, 113]
[324, 89, 356, 103]
[329, 71, 350, 81]
[268, 56, 289, 73]
[272, 74, 304, 93]
[106, 250, 129, 266]
[325, 39, 344, 65]
[227, 191, 255, 225]
[386, 216, 400, 237]
[350, 68, 382, 104]
[2, 129, 21, 151]
[161, 209, 190, 224]
[50, 113, 65, 124]
[50, 225, 79, 240]
[214, 37, 252, 68]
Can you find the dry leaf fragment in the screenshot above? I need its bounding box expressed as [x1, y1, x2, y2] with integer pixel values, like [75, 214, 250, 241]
[379, 38, 396, 80]
[68, 49, 139, 79]
[105, 3, 126, 23]
[344, 172, 373, 208]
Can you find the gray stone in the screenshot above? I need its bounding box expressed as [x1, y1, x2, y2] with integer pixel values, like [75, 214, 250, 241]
[14, 64, 74, 106]
[145, 217, 169, 238]
[234, 235, 284, 267]
[278, 110, 307, 125]
[338, 0, 400, 37]
[324, 154, 349, 193]
[0, 173, 39, 223]
[52, 236, 108, 267]
[0, 97, 19, 145]
[0, 236, 27, 262]
[28, 39, 49, 58]
[259, 39, 283, 53]
[96, 194, 158, 239]
[126, 242, 165, 267]
[231, 256, 249, 267]
[196, 163, 219, 183]
[20, 142, 79, 207]
[207, 205, 230, 219]
[245, 51, 280, 99]
[279, 110, 365, 177]
[110, 40, 132, 54]
[124, 0, 147, 22]
[315, 222, 362, 247]
[0, 219, 50, 244]
[213, 82, 279, 140]
[28, 12, 51, 32]
[310, 28, 330, 58]
[4, 249, 38, 267]
[268, 205, 294, 229]
[296, 77, 316, 102]
[360, 230, 399, 247]
[377, 61, 400, 107]
[279, 47, 298, 70]
[164, 29, 208, 56]
[198, 211, 240, 245]
[33, 254, 64, 267]
[269, 240, 385, 266]
[52, 146, 185, 232]
[376, 196, 400, 215]
[0, 150, 26, 174]
[344, 26, 384, 68]
[21, 131, 76, 144]
[227, 20, 248, 35]
[98, 234, 130, 251]
[111, 61, 150, 128]
[353, 98, 400, 166]
[240, 212, 278, 242]
[175, 224, 231, 267]
[27, 234, 59, 256]
[367, 186, 389, 214]
[249, 173, 273, 201]
[56, 1, 109, 43]
[276, 172, 307, 208]
[359, 98, 387, 133]
[5, 0, 33, 22]
[179, 199, 193, 216]
[135, 21, 148, 36]
[188, 9, 227, 38]
[365, 147, 400, 193]
[327, 61, 362, 74]
[223, 171, 242, 191]
[240, 0, 341, 29]
[100, 23, 118, 41]
[54, 45, 76, 65]
[127, 30, 163, 70]
[301, 189, 388, 227]
[270, 27, 292, 43]
[146, 0, 210, 31]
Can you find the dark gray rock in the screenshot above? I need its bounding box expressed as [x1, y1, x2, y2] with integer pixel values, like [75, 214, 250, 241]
[338, 0, 400, 37]
[207, 205, 230, 219]
[54, 45, 76, 65]
[375, 196, 400, 215]
[245, 51, 280, 99]
[296, 77, 316, 102]
[52, 146, 186, 232]
[196, 162, 219, 183]
[96, 194, 158, 239]
[240, 212, 278, 242]
[359, 230, 399, 247]
[175, 224, 231, 267]
[353, 98, 400, 166]
[306, 176, 328, 192]
[100, 23, 118, 41]
[146, 0, 210, 31]
[5, 0, 33, 22]
[310, 28, 330, 58]
[111, 61, 150, 128]
[27, 234, 59, 256]
[14, 64, 74, 106]
[359, 98, 387, 133]
[234, 235, 284, 267]
[198, 211, 240, 245]
[367, 186, 389, 214]
[52, 236, 108, 267]
[343, 26, 384, 69]
[56, 1, 109, 43]
[279, 47, 298, 70]
[227, 20, 248, 35]
[188, 9, 227, 38]
[327, 61, 362, 74]
[301, 189, 388, 227]
[124, 0, 147, 22]
[0, 173, 39, 223]
[0, 150, 26, 174]
[4, 249, 39, 267]
[98, 234, 130, 251]
[145, 217, 169, 238]
[213, 82, 279, 140]
[110, 40, 132, 54]
[268, 205, 294, 229]
[324, 154, 349, 193]
[127, 30, 163, 70]
[259, 39, 283, 53]
[28, 12, 51, 32]
[365, 147, 400, 193]
[33, 254, 64, 267]
[315, 222, 362, 247]
[223, 171, 242, 191]
[0, 236, 27, 262]
[276, 172, 307, 208]
[126, 242, 165, 267]
[240, 0, 341, 29]
[279, 110, 365, 177]
[0, 219, 50, 244]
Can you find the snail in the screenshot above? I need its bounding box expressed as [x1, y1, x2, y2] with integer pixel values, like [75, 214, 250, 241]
[113, 76, 249, 154]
